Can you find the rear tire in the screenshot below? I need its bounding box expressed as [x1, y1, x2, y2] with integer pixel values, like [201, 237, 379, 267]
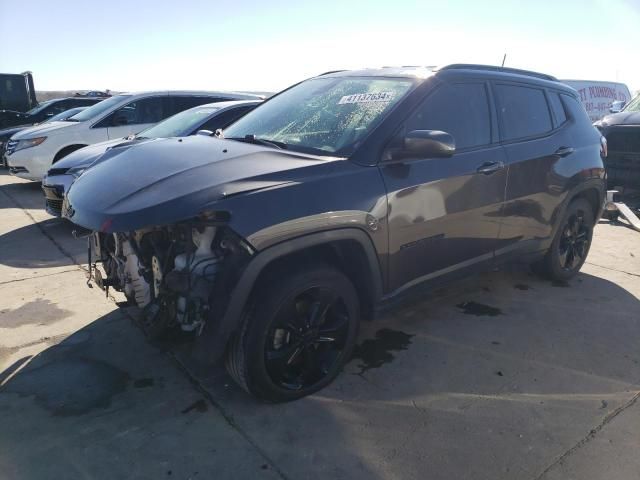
[537, 198, 594, 281]
[225, 264, 360, 402]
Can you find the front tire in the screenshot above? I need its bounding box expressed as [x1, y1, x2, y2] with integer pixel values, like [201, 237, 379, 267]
[225, 264, 360, 402]
[538, 198, 594, 281]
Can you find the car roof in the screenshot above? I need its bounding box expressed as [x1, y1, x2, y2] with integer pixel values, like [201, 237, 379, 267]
[190, 99, 263, 111]
[320, 64, 573, 93]
[116, 90, 264, 100]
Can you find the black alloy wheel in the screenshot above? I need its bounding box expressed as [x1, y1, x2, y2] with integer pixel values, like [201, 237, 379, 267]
[226, 264, 360, 402]
[264, 286, 350, 391]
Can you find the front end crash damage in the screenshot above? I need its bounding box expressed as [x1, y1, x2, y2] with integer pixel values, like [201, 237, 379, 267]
[87, 216, 254, 342]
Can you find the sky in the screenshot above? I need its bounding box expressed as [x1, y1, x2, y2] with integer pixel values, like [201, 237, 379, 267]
[1, 0, 639, 94]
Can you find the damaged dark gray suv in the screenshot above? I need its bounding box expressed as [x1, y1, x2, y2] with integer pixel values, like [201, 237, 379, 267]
[64, 65, 606, 401]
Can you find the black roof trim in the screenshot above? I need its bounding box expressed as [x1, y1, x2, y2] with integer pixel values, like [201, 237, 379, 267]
[438, 64, 558, 82]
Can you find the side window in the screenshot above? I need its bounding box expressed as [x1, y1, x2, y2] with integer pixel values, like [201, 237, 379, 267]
[169, 96, 222, 115]
[198, 106, 255, 132]
[406, 83, 491, 150]
[108, 97, 165, 126]
[560, 94, 594, 129]
[495, 84, 552, 140]
[548, 92, 567, 127]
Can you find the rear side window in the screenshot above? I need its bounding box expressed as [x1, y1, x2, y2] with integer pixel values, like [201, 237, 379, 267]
[406, 83, 491, 150]
[169, 96, 223, 115]
[200, 106, 255, 132]
[495, 84, 552, 140]
[561, 94, 594, 129]
[548, 92, 567, 126]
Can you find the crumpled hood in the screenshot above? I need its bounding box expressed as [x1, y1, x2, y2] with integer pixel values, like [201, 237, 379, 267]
[53, 137, 138, 170]
[11, 120, 76, 139]
[64, 135, 338, 232]
[599, 111, 640, 126]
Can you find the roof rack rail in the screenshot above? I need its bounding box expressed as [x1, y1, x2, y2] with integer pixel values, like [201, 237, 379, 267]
[438, 64, 557, 82]
[317, 70, 346, 76]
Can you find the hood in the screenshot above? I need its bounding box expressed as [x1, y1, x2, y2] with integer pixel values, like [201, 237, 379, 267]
[64, 136, 339, 232]
[52, 138, 137, 170]
[11, 120, 76, 139]
[599, 111, 640, 127]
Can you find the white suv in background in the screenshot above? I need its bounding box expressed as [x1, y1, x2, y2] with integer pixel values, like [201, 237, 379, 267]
[4, 90, 262, 181]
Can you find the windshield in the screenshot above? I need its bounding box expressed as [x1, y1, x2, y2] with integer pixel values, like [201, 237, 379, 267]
[69, 94, 131, 122]
[25, 99, 55, 115]
[623, 95, 640, 112]
[45, 107, 86, 123]
[223, 77, 414, 156]
[138, 106, 219, 138]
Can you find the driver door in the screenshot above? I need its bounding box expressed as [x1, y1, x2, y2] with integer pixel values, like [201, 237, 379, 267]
[104, 96, 167, 139]
[380, 81, 508, 292]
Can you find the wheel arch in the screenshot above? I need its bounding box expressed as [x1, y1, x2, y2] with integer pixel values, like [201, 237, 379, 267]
[53, 144, 87, 163]
[197, 228, 383, 364]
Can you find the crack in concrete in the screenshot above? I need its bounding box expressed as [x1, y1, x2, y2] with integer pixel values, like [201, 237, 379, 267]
[169, 352, 292, 480]
[585, 261, 640, 278]
[0, 268, 79, 286]
[533, 390, 640, 480]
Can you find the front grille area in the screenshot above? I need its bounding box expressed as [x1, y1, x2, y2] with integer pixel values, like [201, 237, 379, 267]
[5, 139, 18, 155]
[605, 127, 640, 188]
[9, 166, 28, 174]
[46, 199, 64, 216]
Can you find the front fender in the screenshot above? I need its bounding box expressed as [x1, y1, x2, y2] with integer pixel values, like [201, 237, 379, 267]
[194, 228, 383, 364]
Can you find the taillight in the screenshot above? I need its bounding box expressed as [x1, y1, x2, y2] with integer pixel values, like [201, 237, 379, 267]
[600, 136, 608, 159]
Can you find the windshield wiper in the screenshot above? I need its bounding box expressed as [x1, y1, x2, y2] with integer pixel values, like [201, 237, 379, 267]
[227, 134, 287, 150]
[64, 118, 80, 122]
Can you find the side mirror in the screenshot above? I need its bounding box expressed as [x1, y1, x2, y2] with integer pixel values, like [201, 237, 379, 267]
[609, 100, 625, 114]
[196, 129, 213, 136]
[391, 130, 456, 161]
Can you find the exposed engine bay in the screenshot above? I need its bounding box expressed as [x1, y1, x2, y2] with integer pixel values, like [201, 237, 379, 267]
[88, 221, 252, 336]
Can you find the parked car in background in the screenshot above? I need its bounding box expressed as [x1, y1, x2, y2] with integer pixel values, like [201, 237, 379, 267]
[42, 100, 261, 216]
[4, 91, 263, 181]
[594, 94, 640, 188]
[64, 65, 606, 402]
[0, 96, 104, 129]
[0, 106, 88, 167]
[562, 80, 632, 122]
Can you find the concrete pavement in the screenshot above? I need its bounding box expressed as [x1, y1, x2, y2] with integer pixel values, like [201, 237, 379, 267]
[1, 170, 639, 480]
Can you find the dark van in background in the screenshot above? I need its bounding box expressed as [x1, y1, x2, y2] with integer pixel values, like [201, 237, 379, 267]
[0, 71, 37, 113]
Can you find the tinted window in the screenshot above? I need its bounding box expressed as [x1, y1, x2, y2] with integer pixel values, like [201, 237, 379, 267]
[495, 84, 552, 140]
[169, 96, 223, 115]
[561, 94, 594, 129]
[72, 94, 132, 122]
[199, 106, 255, 132]
[110, 97, 165, 125]
[548, 92, 567, 126]
[406, 83, 491, 149]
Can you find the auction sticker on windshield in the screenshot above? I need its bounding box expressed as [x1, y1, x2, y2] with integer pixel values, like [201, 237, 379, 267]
[338, 92, 395, 105]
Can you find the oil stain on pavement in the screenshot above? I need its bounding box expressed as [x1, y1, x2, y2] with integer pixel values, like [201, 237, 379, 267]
[456, 301, 503, 316]
[350, 329, 414, 375]
[2, 358, 129, 416]
[0, 298, 71, 329]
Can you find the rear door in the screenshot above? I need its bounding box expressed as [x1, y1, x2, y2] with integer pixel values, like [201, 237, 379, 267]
[494, 83, 574, 257]
[380, 81, 508, 292]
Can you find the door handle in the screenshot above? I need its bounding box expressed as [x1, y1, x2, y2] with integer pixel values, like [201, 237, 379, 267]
[476, 161, 505, 175]
[554, 146, 575, 157]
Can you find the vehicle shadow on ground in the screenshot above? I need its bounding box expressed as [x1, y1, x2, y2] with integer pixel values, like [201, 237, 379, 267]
[0, 171, 43, 211]
[0, 217, 83, 268]
[1, 268, 639, 479]
[176, 267, 640, 479]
